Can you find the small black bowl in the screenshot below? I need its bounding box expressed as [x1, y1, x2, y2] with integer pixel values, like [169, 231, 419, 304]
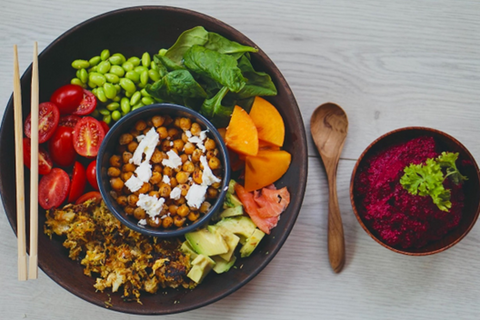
[96, 103, 231, 237]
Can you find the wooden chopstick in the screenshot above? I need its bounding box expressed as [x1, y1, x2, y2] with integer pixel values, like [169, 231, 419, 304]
[13, 45, 27, 281]
[28, 42, 39, 280]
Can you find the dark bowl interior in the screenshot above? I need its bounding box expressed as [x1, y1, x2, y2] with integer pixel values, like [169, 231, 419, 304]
[0, 6, 308, 315]
[96, 103, 231, 237]
[350, 127, 480, 256]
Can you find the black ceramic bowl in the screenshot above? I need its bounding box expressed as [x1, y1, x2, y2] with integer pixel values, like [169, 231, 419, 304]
[0, 6, 308, 315]
[350, 127, 480, 256]
[96, 103, 231, 237]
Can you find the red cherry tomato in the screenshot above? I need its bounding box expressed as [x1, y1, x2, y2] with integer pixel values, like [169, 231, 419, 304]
[86, 160, 99, 190]
[48, 126, 76, 167]
[72, 117, 105, 157]
[24, 102, 60, 143]
[99, 120, 110, 134]
[22, 138, 53, 175]
[58, 114, 81, 128]
[68, 161, 87, 203]
[72, 89, 97, 115]
[38, 168, 70, 209]
[50, 84, 84, 115]
[75, 191, 102, 205]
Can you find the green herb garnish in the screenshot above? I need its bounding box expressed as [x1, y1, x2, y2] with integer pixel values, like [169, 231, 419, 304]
[400, 152, 467, 212]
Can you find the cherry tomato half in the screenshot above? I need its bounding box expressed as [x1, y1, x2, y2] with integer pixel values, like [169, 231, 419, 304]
[22, 138, 53, 175]
[50, 84, 84, 115]
[72, 89, 97, 115]
[68, 161, 87, 203]
[75, 191, 102, 205]
[48, 126, 76, 167]
[99, 120, 110, 134]
[24, 102, 60, 143]
[58, 114, 81, 128]
[86, 160, 99, 190]
[38, 168, 70, 209]
[72, 117, 105, 158]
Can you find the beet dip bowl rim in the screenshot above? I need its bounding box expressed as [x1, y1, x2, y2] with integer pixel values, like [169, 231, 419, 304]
[349, 126, 480, 256]
[96, 103, 231, 238]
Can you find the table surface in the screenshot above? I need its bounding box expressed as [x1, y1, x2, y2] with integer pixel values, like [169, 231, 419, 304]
[1, 0, 479, 319]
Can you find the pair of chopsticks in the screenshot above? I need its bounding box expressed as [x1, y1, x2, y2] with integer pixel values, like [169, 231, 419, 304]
[14, 42, 39, 281]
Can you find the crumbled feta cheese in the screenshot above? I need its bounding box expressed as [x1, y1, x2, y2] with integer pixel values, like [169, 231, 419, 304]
[185, 130, 192, 138]
[162, 175, 171, 185]
[188, 135, 206, 152]
[162, 150, 183, 169]
[135, 161, 152, 183]
[125, 175, 144, 192]
[185, 183, 208, 209]
[138, 219, 147, 226]
[170, 141, 174, 146]
[200, 155, 221, 186]
[170, 186, 182, 200]
[130, 127, 159, 165]
[137, 194, 165, 218]
[136, 134, 145, 142]
[199, 130, 208, 141]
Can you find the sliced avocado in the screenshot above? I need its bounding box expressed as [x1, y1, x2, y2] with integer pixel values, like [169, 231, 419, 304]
[219, 205, 244, 219]
[227, 179, 237, 193]
[240, 228, 265, 258]
[215, 216, 257, 245]
[185, 228, 229, 256]
[212, 255, 237, 274]
[208, 225, 240, 261]
[187, 254, 215, 284]
[223, 180, 243, 209]
[180, 241, 198, 260]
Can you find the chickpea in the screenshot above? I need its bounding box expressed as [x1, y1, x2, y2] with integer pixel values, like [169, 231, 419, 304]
[119, 133, 133, 145]
[163, 166, 173, 177]
[136, 182, 152, 194]
[163, 115, 173, 126]
[157, 126, 168, 139]
[187, 211, 200, 222]
[178, 184, 190, 197]
[161, 140, 173, 152]
[191, 149, 202, 163]
[176, 171, 190, 184]
[162, 216, 174, 229]
[173, 216, 186, 227]
[143, 127, 152, 135]
[152, 115, 165, 127]
[192, 169, 203, 185]
[173, 139, 185, 152]
[183, 142, 195, 155]
[206, 150, 216, 160]
[168, 127, 181, 139]
[149, 191, 160, 198]
[173, 117, 182, 128]
[190, 122, 201, 136]
[170, 177, 178, 188]
[127, 141, 139, 153]
[129, 129, 140, 137]
[124, 206, 135, 215]
[147, 217, 162, 228]
[182, 161, 195, 173]
[153, 164, 163, 173]
[179, 117, 192, 131]
[110, 155, 121, 167]
[127, 194, 139, 207]
[133, 207, 146, 220]
[177, 204, 190, 217]
[204, 138, 216, 150]
[116, 195, 128, 207]
[151, 149, 164, 163]
[211, 181, 222, 189]
[168, 205, 178, 216]
[150, 171, 162, 185]
[208, 157, 221, 170]
[146, 119, 153, 127]
[181, 132, 189, 143]
[175, 197, 186, 205]
[122, 151, 133, 164]
[122, 163, 136, 172]
[110, 177, 124, 192]
[180, 153, 188, 164]
[107, 167, 121, 177]
[135, 120, 147, 131]
[109, 190, 118, 200]
[199, 201, 212, 214]
[159, 183, 171, 198]
[122, 171, 133, 181]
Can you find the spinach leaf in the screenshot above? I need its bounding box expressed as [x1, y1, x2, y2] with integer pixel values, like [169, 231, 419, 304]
[233, 55, 277, 99]
[165, 26, 209, 66]
[184, 45, 246, 93]
[154, 54, 184, 75]
[200, 86, 234, 127]
[204, 32, 258, 55]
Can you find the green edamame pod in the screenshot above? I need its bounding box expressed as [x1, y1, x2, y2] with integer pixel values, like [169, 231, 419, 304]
[89, 56, 101, 66]
[119, 78, 136, 94]
[106, 102, 120, 111]
[97, 61, 111, 74]
[122, 61, 134, 72]
[103, 83, 117, 100]
[79, 68, 88, 84]
[141, 97, 154, 106]
[109, 53, 125, 65]
[72, 59, 90, 70]
[125, 70, 140, 83]
[140, 70, 149, 86]
[103, 114, 112, 125]
[150, 61, 158, 70]
[89, 72, 106, 87]
[111, 110, 122, 121]
[121, 97, 131, 114]
[105, 73, 120, 84]
[131, 102, 145, 111]
[110, 65, 125, 77]
[98, 108, 111, 116]
[100, 49, 110, 61]
[71, 78, 86, 87]
[134, 66, 148, 74]
[130, 91, 142, 106]
[96, 87, 108, 103]
[148, 69, 160, 82]
[127, 56, 140, 66]
[140, 88, 151, 97]
[142, 52, 151, 67]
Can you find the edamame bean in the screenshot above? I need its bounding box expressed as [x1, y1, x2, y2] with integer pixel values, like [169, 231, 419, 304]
[122, 61, 134, 72]
[98, 108, 111, 116]
[148, 69, 160, 82]
[88, 80, 97, 88]
[89, 56, 101, 67]
[127, 56, 140, 66]
[119, 78, 136, 94]
[151, 61, 158, 70]
[106, 102, 120, 111]
[131, 102, 145, 111]
[142, 52, 151, 67]
[103, 83, 117, 100]
[130, 91, 142, 106]
[140, 88, 151, 97]
[125, 90, 134, 98]
[112, 96, 121, 102]
[100, 49, 110, 61]
[140, 70, 149, 86]
[96, 87, 108, 103]
[120, 97, 131, 114]
[125, 70, 140, 83]
[103, 114, 112, 125]
[109, 53, 125, 65]
[134, 66, 148, 74]
[141, 97, 154, 105]
[105, 73, 120, 84]
[110, 65, 125, 77]
[71, 78, 85, 87]
[114, 84, 121, 92]
[158, 48, 167, 56]
[111, 110, 122, 121]
[89, 72, 106, 87]
[89, 66, 98, 73]
[92, 88, 98, 95]
[72, 59, 90, 69]
[79, 68, 88, 84]
[97, 61, 111, 74]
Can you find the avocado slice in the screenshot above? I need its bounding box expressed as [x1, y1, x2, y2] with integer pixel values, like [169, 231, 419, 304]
[208, 225, 240, 261]
[240, 228, 265, 258]
[180, 241, 198, 260]
[215, 216, 257, 245]
[223, 180, 243, 209]
[219, 205, 243, 219]
[187, 254, 215, 284]
[212, 255, 237, 274]
[185, 229, 229, 256]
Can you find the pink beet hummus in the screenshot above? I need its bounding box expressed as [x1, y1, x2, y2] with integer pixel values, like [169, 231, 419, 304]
[355, 136, 465, 249]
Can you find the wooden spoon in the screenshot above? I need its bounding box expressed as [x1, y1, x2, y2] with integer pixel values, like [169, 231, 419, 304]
[310, 103, 348, 273]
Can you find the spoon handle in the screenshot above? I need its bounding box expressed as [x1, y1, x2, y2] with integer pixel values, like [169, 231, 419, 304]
[327, 170, 345, 273]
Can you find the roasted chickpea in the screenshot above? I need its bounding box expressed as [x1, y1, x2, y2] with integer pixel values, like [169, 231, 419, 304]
[162, 216, 174, 228]
[116, 195, 128, 207]
[135, 120, 147, 131]
[192, 169, 203, 185]
[170, 177, 178, 188]
[173, 139, 184, 152]
[157, 126, 168, 139]
[149, 191, 160, 198]
[199, 201, 212, 214]
[159, 183, 172, 197]
[180, 153, 188, 164]
[161, 140, 173, 152]
[163, 115, 173, 126]
[183, 142, 195, 155]
[122, 163, 136, 172]
[182, 161, 195, 173]
[127, 141, 139, 153]
[133, 207, 146, 220]
[168, 127, 181, 139]
[152, 115, 165, 127]
[127, 194, 139, 207]
[168, 205, 178, 216]
[187, 211, 200, 222]
[173, 117, 182, 128]
[122, 171, 133, 181]
[150, 171, 162, 185]
[208, 157, 221, 170]
[179, 117, 192, 131]
[181, 132, 189, 143]
[177, 204, 190, 217]
[178, 184, 190, 197]
[153, 164, 163, 173]
[151, 149, 164, 163]
[163, 166, 173, 177]
[110, 177, 124, 191]
[136, 182, 152, 194]
[122, 151, 133, 164]
[207, 187, 219, 199]
[147, 217, 162, 228]
[204, 138, 216, 150]
[110, 155, 121, 167]
[119, 133, 133, 145]
[173, 216, 186, 227]
[175, 197, 186, 205]
[124, 206, 135, 215]
[190, 122, 201, 136]
[176, 171, 190, 184]
[108, 167, 121, 177]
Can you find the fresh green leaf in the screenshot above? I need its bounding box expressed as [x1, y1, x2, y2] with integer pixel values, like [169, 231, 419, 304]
[204, 32, 258, 55]
[184, 45, 246, 93]
[153, 54, 184, 75]
[232, 55, 277, 99]
[200, 86, 233, 127]
[436, 152, 468, 185]
[165, 26, 209, 66]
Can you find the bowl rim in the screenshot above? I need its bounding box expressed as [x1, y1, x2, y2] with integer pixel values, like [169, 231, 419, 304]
[96, 102, 231, 237]
[349, 126, 480, 256]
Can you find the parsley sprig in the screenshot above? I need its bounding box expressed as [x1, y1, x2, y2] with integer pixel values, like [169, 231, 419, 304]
[400, 152, 467, 212]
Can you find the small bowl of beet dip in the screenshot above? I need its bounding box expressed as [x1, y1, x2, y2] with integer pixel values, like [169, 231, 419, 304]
[350, 127, 480, 255]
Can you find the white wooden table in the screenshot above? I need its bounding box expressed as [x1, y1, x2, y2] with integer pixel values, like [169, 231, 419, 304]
[1, 1, 479, 319]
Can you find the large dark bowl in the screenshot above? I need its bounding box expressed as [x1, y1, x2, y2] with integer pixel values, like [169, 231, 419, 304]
[96, 103, 231, 238]
[350, 127, 480, 256]
[0, 6, 307, 315]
